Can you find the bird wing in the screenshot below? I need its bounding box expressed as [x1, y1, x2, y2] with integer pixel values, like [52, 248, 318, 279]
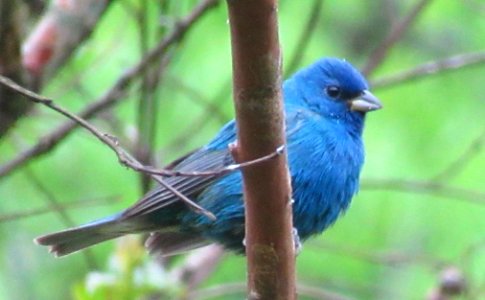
[122, 147, 235, 219]
[121, 109, 306, 220]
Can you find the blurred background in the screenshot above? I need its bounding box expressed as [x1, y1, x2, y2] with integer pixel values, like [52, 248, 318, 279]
[0, 0, 484, 299]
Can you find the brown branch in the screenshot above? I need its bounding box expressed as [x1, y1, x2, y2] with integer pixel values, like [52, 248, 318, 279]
[172, 244, 225, 295]
[226, 0, 295, 299]
[361, 179, 485, 206]
[362, 0, 433, 76]
[0, 74, 216, 219]
[1, 76, 283, 180]
[0, 0, 220, 180]
[371, 51, 485, 89]
[0, 76, 282, 218]
[0, 73, 284, 181]
[0, 1, 29, 137]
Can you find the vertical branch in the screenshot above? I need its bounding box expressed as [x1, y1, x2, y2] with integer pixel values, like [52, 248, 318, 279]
[226, 0, 295, 299]
[0, 1, 28, 137]
[135, 0, 158, 193]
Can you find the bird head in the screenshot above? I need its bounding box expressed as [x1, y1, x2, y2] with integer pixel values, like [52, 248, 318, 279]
[285, 58, 382, 121]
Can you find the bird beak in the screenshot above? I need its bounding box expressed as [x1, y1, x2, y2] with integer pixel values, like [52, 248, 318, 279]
[349, 90, 382, 112]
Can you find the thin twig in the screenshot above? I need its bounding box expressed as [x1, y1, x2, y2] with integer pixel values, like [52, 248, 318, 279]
[371, 51, 485, 89]
[284, 0, 324, 76]
[23, 167, 104, 268]
[0, 195, 120, 223]
[0, 74, 216, 219]
[172, 244, 225, 294]
[166, 76, 228, 123]
[459, 238, 485, 269]
[23, 168, 76, 227]
[0, 0, 220, 180]
[311, 241, 444, 269]
[362, 0, 433, 76]
[143, 145, 285, 177]
[431, 129, 485, 182]
[0, 75, 283, 216]
[163, 80, 231, 153]
[362, 179, 485, 206]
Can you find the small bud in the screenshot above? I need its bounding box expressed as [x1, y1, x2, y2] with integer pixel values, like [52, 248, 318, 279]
[439, 267, 466, 296]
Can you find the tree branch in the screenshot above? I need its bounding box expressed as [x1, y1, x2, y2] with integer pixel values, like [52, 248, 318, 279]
[226, 0, 295, 299]
[284, 0, 324, 76]
[0, 0, 220, 180]
[0, 74, 284, 180]
[361, 179, 485, 206]
[311, 241, 444, 268]
[362, 0, 433, 76]
[0, 74, 216, 219]
[0, 195, 119, 223]
[371, 51, 485, 89]
[0, 1, 29, 137]
[172, 244, 225, 296]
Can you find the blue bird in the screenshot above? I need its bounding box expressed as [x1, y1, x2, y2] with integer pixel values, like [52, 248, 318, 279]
[35, 57, 382, 257]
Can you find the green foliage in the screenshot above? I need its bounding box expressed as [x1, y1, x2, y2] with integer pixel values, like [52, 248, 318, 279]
[0, 0, 484, 299]
[72, 237, 180, 300]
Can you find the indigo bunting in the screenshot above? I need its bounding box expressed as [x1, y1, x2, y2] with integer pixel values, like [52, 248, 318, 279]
[36, 57, 382, 257]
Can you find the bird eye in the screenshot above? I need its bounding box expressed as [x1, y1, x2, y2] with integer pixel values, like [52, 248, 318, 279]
[326, 85, 341, 99]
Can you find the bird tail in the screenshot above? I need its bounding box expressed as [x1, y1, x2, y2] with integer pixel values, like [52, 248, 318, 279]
[35, 214, 210, 257]
[145, 231, 209, 256]
[35, 213, 135, 257]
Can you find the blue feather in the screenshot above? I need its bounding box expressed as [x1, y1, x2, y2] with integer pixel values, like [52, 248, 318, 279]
[35, 57, 381, 257]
